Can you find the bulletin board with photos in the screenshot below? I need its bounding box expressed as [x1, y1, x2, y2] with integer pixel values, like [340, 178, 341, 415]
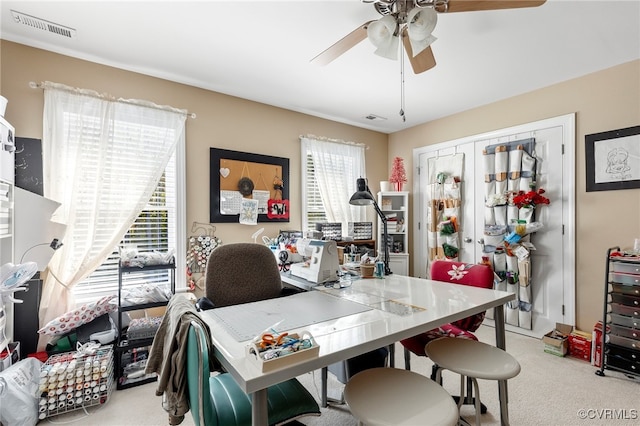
[209, 148, 290, 223]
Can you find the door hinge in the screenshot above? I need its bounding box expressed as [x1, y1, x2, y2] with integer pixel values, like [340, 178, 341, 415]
[562, 224, 565, 235]
[418, 222, 421, 230]
[562, 304, 565, 315]
[562, 144, 565, 155]
[417, 166, 421, 175]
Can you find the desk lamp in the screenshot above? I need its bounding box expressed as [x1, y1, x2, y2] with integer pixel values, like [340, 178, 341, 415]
[349, 178, 391, 275]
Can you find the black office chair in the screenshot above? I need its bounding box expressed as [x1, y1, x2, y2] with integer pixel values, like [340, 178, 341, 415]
[186, 320, 320, 426]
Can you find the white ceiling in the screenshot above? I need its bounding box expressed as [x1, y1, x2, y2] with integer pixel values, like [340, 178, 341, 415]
[1, 0, 639, 134]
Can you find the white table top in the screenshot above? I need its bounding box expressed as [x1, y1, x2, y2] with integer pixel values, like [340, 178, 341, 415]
[198, 273, 515, 395]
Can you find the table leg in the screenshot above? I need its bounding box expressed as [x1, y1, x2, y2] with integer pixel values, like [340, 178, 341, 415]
[493, 304, 509, 426]
[251, 389, 268, 426]
[321, 367, 328, 408]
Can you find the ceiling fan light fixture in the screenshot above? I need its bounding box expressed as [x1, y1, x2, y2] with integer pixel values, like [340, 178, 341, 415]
[407, 7, 437, 56]
[367, 15, 399, 60]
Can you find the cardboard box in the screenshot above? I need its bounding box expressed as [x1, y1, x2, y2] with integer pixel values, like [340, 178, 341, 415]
[542, 323, 572, 357]
[592, 321, 610, 368]
[568, 329, 592, 361]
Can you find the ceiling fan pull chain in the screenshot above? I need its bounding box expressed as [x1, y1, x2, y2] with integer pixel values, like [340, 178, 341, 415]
[400, 34, 406, 122]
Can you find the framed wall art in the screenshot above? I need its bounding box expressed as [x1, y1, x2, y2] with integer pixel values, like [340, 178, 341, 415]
[585, 125, 640, 192]
[210, 148, 290, 223]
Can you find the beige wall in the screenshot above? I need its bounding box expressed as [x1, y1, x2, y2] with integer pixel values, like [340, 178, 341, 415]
[3, 40, 639, 333]
[389, 59, 640, 332]
[0, 40, 388, 246]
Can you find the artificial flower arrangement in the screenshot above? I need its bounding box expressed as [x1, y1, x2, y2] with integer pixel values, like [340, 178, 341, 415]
[485, 193, 507, 207]
[512, 188, 550, 209]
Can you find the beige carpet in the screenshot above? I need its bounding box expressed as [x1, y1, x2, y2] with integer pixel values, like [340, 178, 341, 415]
[43, 325, 639, 425]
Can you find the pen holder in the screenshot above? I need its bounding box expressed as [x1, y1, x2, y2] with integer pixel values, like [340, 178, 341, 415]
[360, 264, 375, 278]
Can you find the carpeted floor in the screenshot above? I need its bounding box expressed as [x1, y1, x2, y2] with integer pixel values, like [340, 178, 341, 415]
[43, 325, 639, 425]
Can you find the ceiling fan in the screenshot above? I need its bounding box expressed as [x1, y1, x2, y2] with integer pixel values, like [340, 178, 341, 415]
[311, 0, 547, 74]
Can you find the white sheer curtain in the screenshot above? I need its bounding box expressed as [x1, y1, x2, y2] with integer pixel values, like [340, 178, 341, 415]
[301, 136, 367, 228]
[39, 82, 187, 339]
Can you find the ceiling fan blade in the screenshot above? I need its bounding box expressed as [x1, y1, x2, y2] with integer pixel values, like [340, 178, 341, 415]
[440, 0, 546, 13]
[311, 21, 374, 66]
[402, 30, 436, 74]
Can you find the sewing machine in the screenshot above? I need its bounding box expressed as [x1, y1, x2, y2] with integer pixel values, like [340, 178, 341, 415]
[289, 239, 340, 284]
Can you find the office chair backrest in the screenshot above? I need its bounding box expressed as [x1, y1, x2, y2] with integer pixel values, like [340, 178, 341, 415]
[205, 243, 283, 307]
[186, 320, 216, 426]
[430, 260, 494, 332]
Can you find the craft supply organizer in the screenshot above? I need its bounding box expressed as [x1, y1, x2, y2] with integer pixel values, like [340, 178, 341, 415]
[38, 346, 113, 420]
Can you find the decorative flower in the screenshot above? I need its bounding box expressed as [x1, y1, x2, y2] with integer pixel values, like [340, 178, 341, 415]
[447, 264, 468, 280]
[512, 188, 550, 209]
[486, 193, 507, 207]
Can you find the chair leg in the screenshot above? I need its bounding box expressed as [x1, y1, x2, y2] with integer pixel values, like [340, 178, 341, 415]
[452, 376, 487, 414]
[471, 377, 482, 426]
[431, 363, 442, 384]
[403, 347, 411, 370]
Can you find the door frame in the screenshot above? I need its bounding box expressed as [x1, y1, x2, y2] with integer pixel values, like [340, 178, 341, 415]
[412, 113, 576, 332]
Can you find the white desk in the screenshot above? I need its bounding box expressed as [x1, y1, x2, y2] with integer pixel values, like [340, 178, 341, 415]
[198, 274, 515, 426]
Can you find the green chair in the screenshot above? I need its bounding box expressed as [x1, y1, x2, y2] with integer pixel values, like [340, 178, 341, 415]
[186, 320, 321, 426]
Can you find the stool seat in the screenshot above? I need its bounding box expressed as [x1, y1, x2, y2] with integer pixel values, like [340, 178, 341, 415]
[426, 338, 521, 380]
[343, 367, 459, 426]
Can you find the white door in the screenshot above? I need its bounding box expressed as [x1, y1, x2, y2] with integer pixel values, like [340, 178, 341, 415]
[413, 114, 575, 338]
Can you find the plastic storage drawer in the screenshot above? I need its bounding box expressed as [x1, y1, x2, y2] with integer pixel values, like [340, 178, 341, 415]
[610, 303, 639, 317]
[610, 313, 640, 329]
[610, 293, 640, 306]
[611, 272, 640, 285]
[609, 334, 640, 350]
[610, 324, 640, 340]
[611, 262, 640, 274]
[607, 352, 640, 374]
[611, 283, 640, 296]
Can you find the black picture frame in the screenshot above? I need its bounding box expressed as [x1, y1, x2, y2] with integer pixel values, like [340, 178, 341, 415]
[585, 125, 640, 192]
[210, 148, 290, 223]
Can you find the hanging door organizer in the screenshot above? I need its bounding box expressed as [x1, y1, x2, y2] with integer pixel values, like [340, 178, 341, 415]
[482, 138, 539, 330]
[426, 154, 463, 263]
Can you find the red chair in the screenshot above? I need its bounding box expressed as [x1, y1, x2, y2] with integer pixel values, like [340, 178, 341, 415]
[400, 260, 494, 410]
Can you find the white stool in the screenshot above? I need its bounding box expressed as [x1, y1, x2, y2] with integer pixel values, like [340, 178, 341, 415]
[425, 338, 521, 426]
[343, 367, 459, 426]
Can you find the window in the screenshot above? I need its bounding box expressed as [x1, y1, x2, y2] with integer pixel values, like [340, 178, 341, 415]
[303, 152, 328, 229]
[300, 137, 366, 234]
[72, 152, 181, 304]
[41, 92, 186, 308]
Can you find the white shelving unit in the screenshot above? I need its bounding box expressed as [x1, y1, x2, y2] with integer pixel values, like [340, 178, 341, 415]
[377, 191, 409, 276]
[0, 115, 15, 355]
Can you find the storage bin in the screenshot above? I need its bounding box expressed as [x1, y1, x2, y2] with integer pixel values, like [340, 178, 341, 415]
[610, 293, 640, 306]
[610, 313, 640, 329]
[611, 262, 640, 274]
[611, 272, 640, 285]
[610, 324, 640, 340]
[611, 283, 640, 296]
[609, 334, 640, 350]
[610, 303, 639, 318]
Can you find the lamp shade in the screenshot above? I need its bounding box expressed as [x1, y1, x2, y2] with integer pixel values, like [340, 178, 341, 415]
[349, 178, 375, 206]
[367, 15, 400, 60]
[407, 7, 437, 56]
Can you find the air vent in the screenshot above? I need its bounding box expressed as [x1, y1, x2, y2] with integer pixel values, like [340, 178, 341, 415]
[365, 114, 387, 121]
[11, 10, 76, 39]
